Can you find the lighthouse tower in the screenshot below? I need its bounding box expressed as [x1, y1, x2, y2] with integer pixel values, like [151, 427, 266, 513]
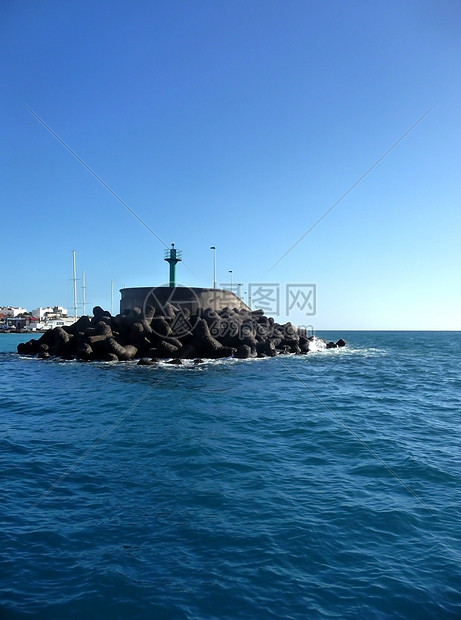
[164, 243, 182, 287]
[120, 243, 251, 314]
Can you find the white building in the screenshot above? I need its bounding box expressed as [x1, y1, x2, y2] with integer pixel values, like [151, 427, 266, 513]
[30, 317, 76, 331]
[0, 306, 27, 317]
[31, 306, 68, 320]
[31, 307, 52, 319]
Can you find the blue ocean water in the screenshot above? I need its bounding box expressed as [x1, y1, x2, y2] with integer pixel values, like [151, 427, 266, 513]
[1, 331, 460, 619]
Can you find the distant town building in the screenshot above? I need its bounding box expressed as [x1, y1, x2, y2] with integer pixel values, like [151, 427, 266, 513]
[1, 305, 73, 332]
[0, 306, 27, 317]
[31, 306, 68, 320]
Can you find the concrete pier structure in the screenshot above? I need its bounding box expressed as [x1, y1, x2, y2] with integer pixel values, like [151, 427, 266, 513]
[120, 286, 251, 315]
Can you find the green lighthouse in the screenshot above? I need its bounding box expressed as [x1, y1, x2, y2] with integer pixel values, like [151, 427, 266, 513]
[164, 243, 182, 287]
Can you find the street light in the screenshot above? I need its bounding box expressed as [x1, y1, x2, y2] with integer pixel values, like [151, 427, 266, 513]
[210, 246, 216, 289]
[229, 270, 233, 293]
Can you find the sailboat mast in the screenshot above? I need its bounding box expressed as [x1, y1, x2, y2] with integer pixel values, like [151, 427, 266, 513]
[72, 250, 78, 320]
[82, 269, 86, 316]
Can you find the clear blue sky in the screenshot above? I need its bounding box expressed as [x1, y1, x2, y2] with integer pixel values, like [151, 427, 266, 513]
[1, 0, 460, 329]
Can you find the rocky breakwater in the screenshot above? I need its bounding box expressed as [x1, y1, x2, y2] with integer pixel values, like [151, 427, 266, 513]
[17, 304, 346, 363]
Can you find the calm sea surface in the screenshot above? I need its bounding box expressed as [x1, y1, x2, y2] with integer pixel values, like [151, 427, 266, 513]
[1, 331, 460, 619]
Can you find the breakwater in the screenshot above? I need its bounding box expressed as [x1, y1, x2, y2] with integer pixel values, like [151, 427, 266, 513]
[17, 304, 346, 363]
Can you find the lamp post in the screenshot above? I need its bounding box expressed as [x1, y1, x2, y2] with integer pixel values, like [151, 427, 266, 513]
[229, 270, 233, 293]
[210, 246, 216, 289]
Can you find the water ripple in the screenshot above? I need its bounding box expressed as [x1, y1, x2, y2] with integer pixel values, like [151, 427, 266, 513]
[1, 332, 460, 618]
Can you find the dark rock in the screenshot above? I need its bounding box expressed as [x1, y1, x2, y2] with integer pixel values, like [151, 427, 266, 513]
[174, 344, 197, 359]
[104, 352, 119, 362]
[123, 345, 138, 360]
[235, 344, 252, 359]
[129, 307, 142, 321]
[136, 337, 152, 357]
[139, 319, 152, 335]
[210, 316, 243, 347]
[86, 335, 109, 359]
[191, 319, 228, 358]
[87, 334, 108, 345]
[76, 343, 93, 360]
[166, 358, 182, 365]
[203, 307, 219, 320]
[163, 302, 178, 319]
[37, 329, 55, 347]
[119, 308, 142, 329]
[298, 336, 310, 353]
[255, 324, 269, 340]
[129, 322, 146, 348]
[92, 306, 107, 322]
[151, 316, 172, 338]
[106, 338, 138, 361]
[52, 327, 73, 356]
[283, 322, 298, 339]
[215, 346, 237, 359]
[160, 336, 183, 349]
[256, 340, 277, 357]
[137, 358, 157, 366]
[175, 306, 191, 321]
[53, 327, 70, 345]
[83, 327, 97, 338]
[18, 339, 40, 355]
[289, 342, 302, 354]
[95, 322, 113, 338]
[144, 305, 155, 320]
[66, 315, 92, 334]
[74, 331, 87, 346]
[156, 341, 179, 358]
[18, 303, 346, 366]
[188, 314, 199, 328]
